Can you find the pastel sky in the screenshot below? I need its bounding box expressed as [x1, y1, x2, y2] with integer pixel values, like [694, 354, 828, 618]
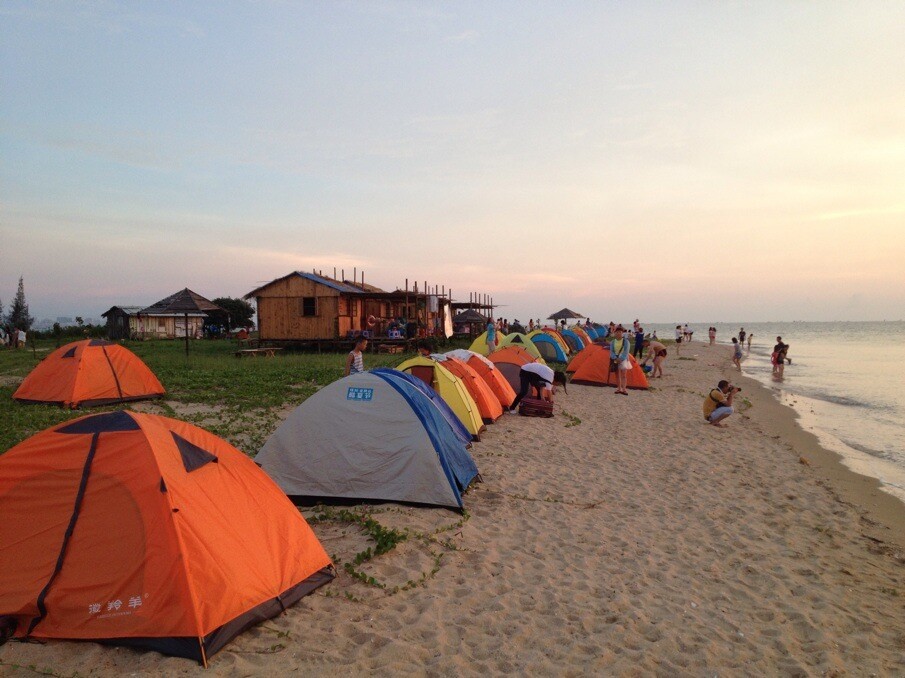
[2, 1, 904, 323]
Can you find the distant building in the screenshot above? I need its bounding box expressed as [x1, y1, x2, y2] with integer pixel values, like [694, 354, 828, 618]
[101, 306, 144, 340]
[245, 270, 453, 342]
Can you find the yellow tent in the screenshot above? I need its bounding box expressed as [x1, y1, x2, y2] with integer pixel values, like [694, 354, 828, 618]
[497, 332, 546, 362]
[395, 356, 485, 440]
[468, 330, 498, 356]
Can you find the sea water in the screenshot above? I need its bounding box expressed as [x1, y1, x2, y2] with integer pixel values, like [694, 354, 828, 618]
[643, 321, 905, 504]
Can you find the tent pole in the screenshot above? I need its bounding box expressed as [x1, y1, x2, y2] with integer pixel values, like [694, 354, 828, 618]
[185, 312, 190, 356]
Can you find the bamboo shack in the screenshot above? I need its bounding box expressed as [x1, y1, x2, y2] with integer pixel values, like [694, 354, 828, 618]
[101, 306, 144, 340]
[245, 269, 466, 345]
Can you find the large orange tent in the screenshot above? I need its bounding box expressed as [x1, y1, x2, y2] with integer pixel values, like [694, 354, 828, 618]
[0, 411, 333, 665]
[567, 344, 650, 390]
[433, 356, 504, 423]
[487, 346, 539, 393]
[13, 340, 164, 408]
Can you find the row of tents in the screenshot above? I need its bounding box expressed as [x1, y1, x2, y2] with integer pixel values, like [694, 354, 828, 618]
[1, 337, 648, 664]
[467, 324, 611, 364]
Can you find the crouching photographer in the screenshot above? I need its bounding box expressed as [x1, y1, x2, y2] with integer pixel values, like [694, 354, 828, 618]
[703, 380, 739, 427]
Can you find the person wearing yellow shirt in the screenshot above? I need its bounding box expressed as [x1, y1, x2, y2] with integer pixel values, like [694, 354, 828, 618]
[703, 380, 738, 427]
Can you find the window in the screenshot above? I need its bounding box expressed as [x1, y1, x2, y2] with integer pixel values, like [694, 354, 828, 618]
[301, 297, 317, 317]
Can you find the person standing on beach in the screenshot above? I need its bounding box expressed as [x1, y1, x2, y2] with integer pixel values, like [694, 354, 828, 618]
[633, 326, 645, 359]
[609, 325, 631, 395]
[674, 325, 683, 355]
[747, 333, 754, 351]
[708, 326, 716, 345]
[486, 319, 497, 354]
[738, 327, 746, 344]
[703, 380, 738, 427]
[344, 336, 368, 376]
[731, 337, 742, 370]
[643, 338, 667, 378]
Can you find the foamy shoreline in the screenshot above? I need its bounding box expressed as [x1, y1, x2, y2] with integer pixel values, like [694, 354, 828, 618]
[2, 339, 904, 675]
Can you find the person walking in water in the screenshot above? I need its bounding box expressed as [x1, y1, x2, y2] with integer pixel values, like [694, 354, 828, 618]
[731, 337, 742, 371]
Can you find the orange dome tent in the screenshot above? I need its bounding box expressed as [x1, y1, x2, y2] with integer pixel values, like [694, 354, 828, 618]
[13, 340, 165, 408]
[434, 356, 504, 423]
[0, 411, 333, 665]
[487, 346, 539, 393]
[567, 344, 649, 390]
[444, 349, 516, 408]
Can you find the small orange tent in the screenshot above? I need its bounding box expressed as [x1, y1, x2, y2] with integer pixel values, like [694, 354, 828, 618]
[488, 346, 538, 393]
[567, 344, 649, 390]
[436, 356, 504, 423]
[444, 349, 516, 408]
[0, 411, 333, 665]
[13, 340, 164, 408]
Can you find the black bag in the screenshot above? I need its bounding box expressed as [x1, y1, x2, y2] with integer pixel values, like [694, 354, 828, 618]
[610, 359, 620, 373]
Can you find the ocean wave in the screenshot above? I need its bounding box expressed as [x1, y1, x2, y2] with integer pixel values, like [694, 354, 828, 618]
[806, 391, 873, 408]
[839, 438, 891, 460]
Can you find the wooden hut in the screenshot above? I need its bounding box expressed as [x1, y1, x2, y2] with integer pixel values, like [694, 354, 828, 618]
[245, 271, 454, 343]
[101, 306, 143, 340]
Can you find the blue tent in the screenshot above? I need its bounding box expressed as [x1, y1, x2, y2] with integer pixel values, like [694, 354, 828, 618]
[583, 325, 600, 340]
[560, 329, 585, 352]
[530, 333, 568, 362]
[371, 367, 472, 447]
[258, 371, 479, 509]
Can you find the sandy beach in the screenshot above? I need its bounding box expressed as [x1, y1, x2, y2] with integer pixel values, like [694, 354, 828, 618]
[3, 340, 904, 676]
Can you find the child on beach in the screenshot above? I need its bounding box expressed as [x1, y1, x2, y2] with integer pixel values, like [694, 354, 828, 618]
[731, 337, 742, 371]
[344, 336, 368, 376]
[633, 327, 645, 359]
[708, 326, 716, 346]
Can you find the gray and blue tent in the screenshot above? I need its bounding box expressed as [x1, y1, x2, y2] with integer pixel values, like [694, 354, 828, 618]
[370, 367, 472, 447]
[257, 371, 479, 509]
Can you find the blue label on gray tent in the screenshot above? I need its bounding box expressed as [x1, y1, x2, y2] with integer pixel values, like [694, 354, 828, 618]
[346, 387, 374, 401]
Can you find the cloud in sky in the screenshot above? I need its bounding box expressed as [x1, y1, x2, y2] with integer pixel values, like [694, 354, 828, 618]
[1, 2, 904, 321]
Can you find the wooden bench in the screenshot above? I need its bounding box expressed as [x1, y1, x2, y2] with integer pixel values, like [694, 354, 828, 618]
[235, 347, 283, 358]
[378, 344, 405, 354]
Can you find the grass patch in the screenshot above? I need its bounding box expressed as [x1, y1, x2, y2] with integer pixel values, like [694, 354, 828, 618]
[0, 338, 420, 454]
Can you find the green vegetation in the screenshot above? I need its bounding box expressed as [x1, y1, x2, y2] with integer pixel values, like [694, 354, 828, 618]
[0, 338, 419, 454]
